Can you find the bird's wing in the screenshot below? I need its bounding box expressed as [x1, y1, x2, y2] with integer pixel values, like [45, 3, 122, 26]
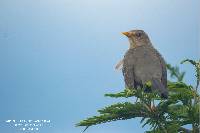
[132, 46, 163, 83]
[122, 50, 135, 89]
[160, 56, 167, 88]
[153, 49, 167, 88]
[132, 46, 168, 98]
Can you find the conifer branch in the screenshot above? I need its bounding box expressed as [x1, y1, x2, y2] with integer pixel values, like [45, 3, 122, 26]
[76, 59, 200, 133]
[181, 59, 200, 90]
[166, 64, 185, 82]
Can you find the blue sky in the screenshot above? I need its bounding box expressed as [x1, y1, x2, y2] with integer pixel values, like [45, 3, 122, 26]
[0, 0, 199, 133]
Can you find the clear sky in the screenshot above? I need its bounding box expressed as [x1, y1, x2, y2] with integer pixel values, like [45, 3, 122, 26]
[0, 0, 199, 133]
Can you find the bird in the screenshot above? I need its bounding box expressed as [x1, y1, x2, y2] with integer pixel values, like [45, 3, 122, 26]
[119, 29, 168, 98]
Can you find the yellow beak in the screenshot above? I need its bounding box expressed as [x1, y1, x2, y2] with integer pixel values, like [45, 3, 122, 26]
[122, 32, 130, 37]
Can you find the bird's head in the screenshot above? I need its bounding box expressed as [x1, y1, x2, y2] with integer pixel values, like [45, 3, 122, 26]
[122, 30, 151, 49]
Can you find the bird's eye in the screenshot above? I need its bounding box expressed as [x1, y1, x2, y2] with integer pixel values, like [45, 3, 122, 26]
[135, 32, 142, 37]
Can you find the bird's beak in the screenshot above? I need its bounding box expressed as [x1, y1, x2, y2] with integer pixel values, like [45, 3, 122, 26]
[122, 32, 130, 37]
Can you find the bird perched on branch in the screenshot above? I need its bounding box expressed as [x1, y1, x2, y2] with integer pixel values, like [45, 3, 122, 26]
[118, 30, 168, 98]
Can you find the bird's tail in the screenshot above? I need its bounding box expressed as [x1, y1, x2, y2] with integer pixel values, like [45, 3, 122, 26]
[151, 78, 168, 99]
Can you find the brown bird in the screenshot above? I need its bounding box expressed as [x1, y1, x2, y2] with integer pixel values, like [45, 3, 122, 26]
[119, 30, 168, 98]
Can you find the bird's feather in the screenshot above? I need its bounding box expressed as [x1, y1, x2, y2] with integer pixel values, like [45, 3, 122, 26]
[115, 59, 124, 70]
